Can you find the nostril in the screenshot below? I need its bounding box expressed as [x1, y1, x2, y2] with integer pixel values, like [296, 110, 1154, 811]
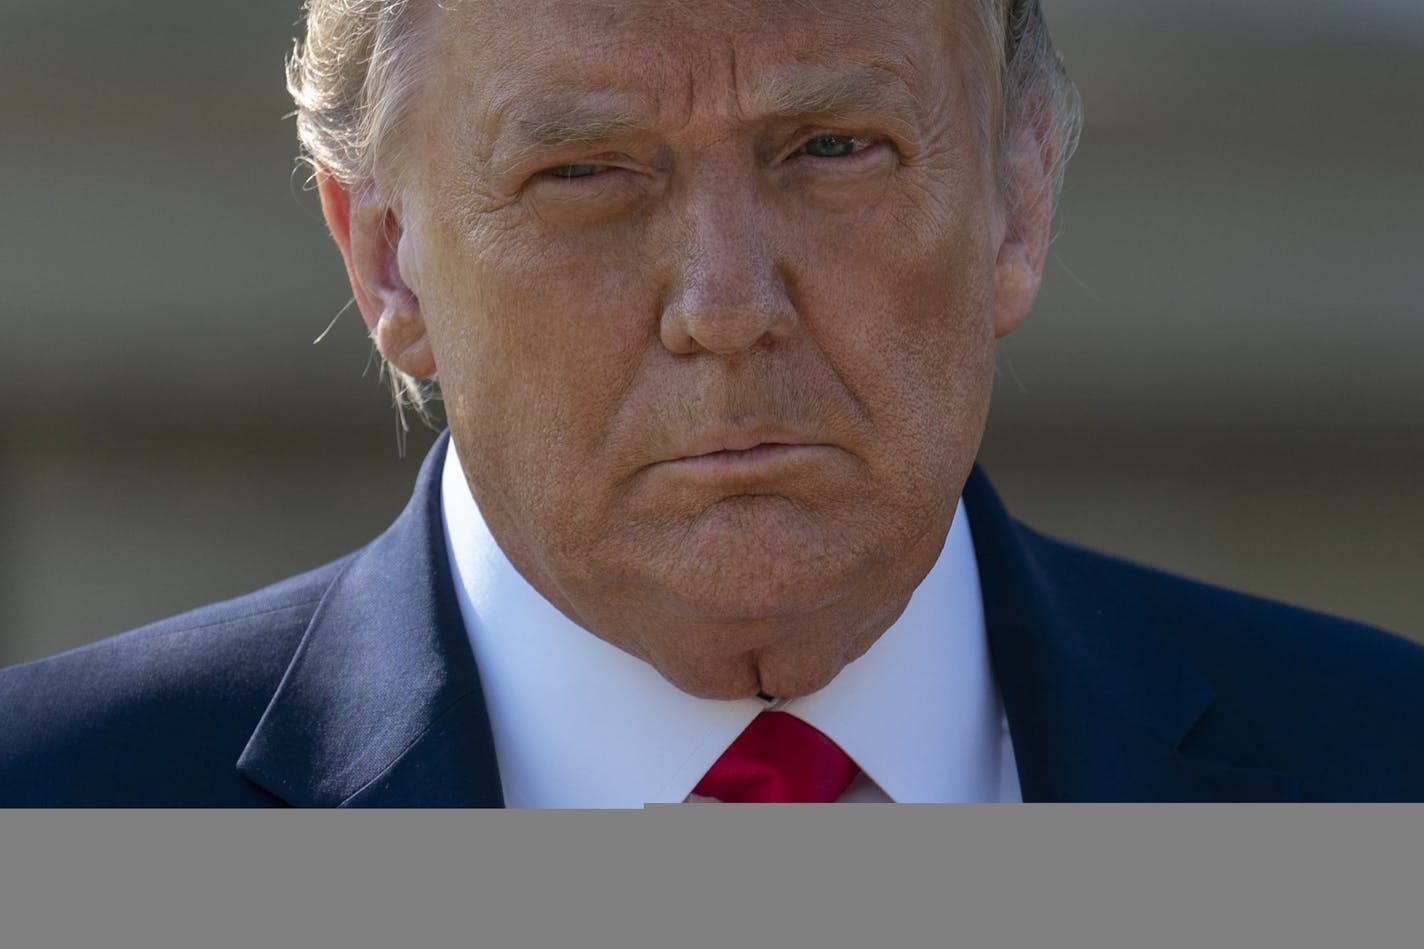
[658, 283, 797, 357]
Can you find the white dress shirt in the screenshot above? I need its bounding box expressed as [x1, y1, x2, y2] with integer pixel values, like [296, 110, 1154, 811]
[441, 443, 1021, 806]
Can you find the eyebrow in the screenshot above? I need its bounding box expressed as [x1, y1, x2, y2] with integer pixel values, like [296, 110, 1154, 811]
[760, 65, 917, 122]
[511, 104, 649, 150]
[487, 95, 654, 173]
[488, 65, 917, 169]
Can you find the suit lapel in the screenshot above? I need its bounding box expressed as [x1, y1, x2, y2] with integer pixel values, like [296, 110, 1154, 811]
[962, 467, 1299, 802]
[237, 433, 505, 807]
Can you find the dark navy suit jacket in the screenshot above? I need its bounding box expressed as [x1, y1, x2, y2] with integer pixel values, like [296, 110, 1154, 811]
[4, 433, 1422, 804]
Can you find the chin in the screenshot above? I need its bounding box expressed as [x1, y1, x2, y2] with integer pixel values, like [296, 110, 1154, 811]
[657, 547, 863, 624]
[655, 497, 879, 614]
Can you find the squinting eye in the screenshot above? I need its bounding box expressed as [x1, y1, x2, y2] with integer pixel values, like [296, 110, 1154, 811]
[801, 135, 863, 159]
[548, 163, 605, 179]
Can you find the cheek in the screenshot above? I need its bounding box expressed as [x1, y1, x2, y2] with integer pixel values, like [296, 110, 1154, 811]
[420, 219, 657, 485]
[800, 186, 999, 438]
[789, 199, 998, 534]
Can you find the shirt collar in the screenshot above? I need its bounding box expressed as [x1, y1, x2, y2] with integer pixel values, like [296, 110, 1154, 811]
[441, 442, 1016, 806]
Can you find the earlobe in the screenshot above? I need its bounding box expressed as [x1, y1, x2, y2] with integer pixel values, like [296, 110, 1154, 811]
[993, 231, 1044, 340]
[991, 120, 1055, 340]
[315, 170, 436, 378]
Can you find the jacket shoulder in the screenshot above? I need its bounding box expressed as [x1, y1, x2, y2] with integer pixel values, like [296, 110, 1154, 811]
[0, 557, 352, 806]
[1020, 524, 1424, 677]
[1023, 527, 1424, 799]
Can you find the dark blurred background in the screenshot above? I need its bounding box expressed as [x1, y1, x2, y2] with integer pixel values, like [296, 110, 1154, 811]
[2, 0, 1420, 666]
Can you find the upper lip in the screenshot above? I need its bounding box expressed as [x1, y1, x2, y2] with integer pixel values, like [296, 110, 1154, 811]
[671, 423, 822, 461]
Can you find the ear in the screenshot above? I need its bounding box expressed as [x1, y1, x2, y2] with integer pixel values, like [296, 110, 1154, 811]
[316, 170, 437, 378]
[991, 116, 1056, 340]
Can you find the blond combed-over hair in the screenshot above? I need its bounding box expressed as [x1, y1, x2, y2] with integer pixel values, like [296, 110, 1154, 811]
[289, 0, 1082, 415]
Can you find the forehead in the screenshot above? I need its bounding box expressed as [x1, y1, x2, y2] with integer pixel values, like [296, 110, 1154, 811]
[414, 0, 976, 136]
[429, 0, 957, 59]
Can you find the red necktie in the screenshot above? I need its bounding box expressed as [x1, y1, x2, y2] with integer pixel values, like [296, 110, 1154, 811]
[693, 711, 860, 803]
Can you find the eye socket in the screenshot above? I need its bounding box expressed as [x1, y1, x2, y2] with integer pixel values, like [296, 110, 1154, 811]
[800, 135, 868, 159]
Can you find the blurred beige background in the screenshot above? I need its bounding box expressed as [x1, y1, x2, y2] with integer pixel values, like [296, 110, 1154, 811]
[1, 0, 1420, 667]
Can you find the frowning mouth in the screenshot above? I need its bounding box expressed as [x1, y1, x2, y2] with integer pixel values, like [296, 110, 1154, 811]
[654, 424, 837, 476]
[671, 442, 817, 469]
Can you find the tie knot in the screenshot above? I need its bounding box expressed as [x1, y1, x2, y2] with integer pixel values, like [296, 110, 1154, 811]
[693, 711, 860, 803]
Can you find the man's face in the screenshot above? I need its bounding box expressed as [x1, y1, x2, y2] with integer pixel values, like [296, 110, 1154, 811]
[336, 0, 1045, 698]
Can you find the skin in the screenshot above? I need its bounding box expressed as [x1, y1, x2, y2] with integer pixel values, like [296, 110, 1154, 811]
[319, 0, 1052, 699]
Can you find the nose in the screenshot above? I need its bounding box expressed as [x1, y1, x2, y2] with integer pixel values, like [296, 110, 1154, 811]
[659, 180, 797, 357]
